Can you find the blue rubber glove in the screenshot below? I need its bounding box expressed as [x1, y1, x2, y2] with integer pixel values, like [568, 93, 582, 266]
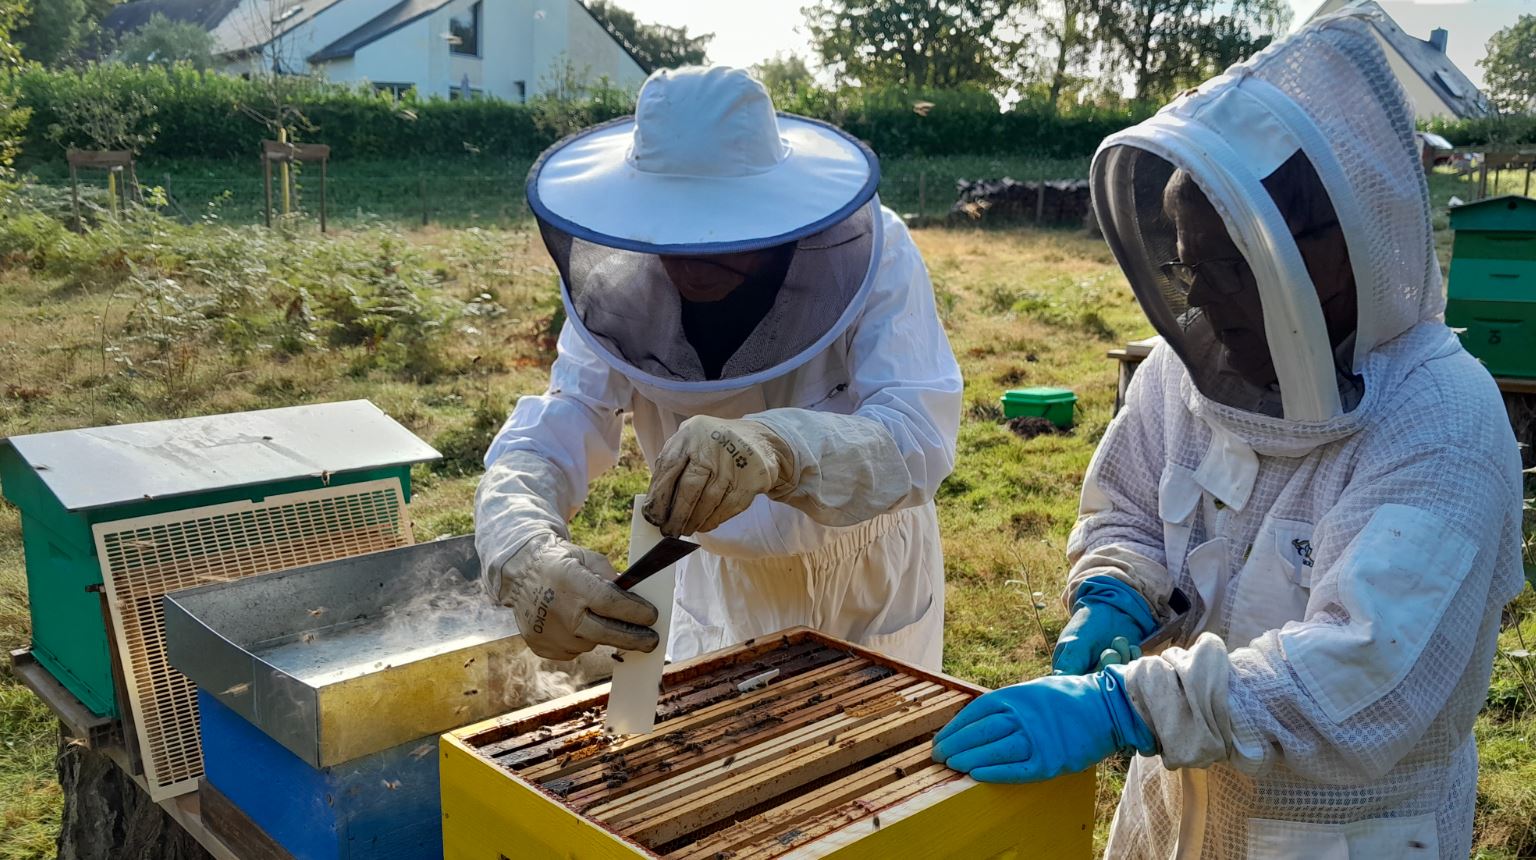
[1052, 576, 1157, 675]
[931, 667, 1156, 784]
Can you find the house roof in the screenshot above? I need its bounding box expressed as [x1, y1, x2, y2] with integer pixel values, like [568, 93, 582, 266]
[572, 0, 653, 75]
[1311, 0, 1493, 119]
[101, 0, 244, 35]
[307, 0, 648, 76]
[308, 0, 445, 63]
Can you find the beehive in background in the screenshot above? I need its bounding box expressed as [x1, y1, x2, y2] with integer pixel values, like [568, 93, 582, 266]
[1445, 195, 1536, 378]
[0, 400, 439, 799]
[440, 628, 1094, 859]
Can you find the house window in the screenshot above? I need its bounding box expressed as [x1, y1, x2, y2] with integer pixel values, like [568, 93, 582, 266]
[449, 1, 481, 56]
[513, 81, 526, 103]
[374, 82, 414, 99]
[449, 87, 483, 101]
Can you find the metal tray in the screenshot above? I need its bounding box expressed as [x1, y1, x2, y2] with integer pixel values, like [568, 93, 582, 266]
[165, 536, 527, 768]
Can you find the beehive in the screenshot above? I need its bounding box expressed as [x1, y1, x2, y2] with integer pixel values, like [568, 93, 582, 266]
[441, 628, 1093, 859]
[165, 536, 532, 859]
[0, 400, 439, 800]
[1445, 195, 1536, 378]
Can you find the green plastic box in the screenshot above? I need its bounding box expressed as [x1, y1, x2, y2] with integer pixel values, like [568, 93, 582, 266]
[1445, 195, 1536, 379]
[0, 401, 439, 718]
[1001, 387, 1077, 428]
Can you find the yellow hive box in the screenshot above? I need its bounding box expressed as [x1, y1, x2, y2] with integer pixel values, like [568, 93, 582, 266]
[440, 628, 1093, 859]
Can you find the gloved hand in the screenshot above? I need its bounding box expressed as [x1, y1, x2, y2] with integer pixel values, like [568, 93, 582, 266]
[1052, 576, 1158, 675]
[490, 533, 660, 661]
[931, 667, 1156, 783]
[1093, 636, 1142, 670]
[643, 415, 792, 537]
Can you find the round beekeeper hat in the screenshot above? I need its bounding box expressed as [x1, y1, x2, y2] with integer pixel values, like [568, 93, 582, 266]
[525, 66, 887, 395]
[527, 65, 879, 253]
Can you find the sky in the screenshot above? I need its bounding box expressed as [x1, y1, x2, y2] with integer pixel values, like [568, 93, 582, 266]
[614, 0, 1535, 90]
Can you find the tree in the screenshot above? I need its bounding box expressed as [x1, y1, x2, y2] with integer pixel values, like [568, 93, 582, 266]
[0, 0, 29, 179]
[1093, 0, 1288, 105]
[802, 0, 1021, 90]
[116, 13, 215, 70]
[15, 0, 86, 66]
[584, 1, 712, 72]
[1481, 14, 1536, 113]
[752, 53, 814, 100]
[1017, 0, 1098, 110]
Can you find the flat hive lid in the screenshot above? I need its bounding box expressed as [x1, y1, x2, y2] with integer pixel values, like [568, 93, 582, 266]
[1002, 387, 1077, 404]
[1450, 195, 1536, 233]
[3, 400, 440, 511]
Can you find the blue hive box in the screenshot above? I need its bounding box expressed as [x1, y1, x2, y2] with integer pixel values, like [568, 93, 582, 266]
[199, 690, 443, 860]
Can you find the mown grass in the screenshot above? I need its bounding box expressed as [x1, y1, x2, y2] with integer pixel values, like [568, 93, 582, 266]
[0, 163, 1531, 858]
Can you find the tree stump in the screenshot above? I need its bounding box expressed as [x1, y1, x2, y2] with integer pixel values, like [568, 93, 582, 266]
[54, 728, 210, 860]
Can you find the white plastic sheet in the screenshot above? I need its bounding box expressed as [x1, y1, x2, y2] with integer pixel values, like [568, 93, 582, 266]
[604, 495, 677, 735]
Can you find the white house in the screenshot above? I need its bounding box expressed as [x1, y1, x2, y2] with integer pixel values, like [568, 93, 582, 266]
[1309, 0, 1493, 120]
[103, 0, 650, 101]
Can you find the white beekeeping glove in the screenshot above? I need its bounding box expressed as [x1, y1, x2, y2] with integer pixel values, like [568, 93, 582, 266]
[643, 415, 793, 537]
[490, 534, 660, 661]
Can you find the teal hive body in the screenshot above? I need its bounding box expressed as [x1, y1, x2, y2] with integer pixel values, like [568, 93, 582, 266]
[0, 400, 438, 718]
[1444, 196, 1536, 379]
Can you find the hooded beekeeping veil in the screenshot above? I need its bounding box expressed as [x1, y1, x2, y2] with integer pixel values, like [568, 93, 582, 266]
[528, 66, 882, 393]
[1091, 11, 1443, 421]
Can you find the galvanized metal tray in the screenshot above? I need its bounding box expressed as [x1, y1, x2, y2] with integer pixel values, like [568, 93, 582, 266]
[165, 536, 527, 768]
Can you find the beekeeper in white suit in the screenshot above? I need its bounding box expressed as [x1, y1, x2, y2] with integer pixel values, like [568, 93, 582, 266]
[932, 13, 1524, 858]
[475, 66, 961, 671]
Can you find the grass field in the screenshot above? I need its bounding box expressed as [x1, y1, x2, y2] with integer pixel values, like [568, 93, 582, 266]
[0, 163, 1532, 858]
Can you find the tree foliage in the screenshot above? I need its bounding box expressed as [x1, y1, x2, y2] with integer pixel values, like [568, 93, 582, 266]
[15, 0, 85, 66]
[1481, 14, 1536, 113]
[803, 0, 1021, 90]
[0, 0, 29, 177]
[584, 1, 712, 72]
[752, 53, 814, 103]
[1019, 0, 1099, 110]
[116, 13, 215, 71]
[1091, 0, 1289, 104]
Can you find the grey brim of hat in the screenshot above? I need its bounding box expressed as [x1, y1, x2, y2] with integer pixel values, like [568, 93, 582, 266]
[526, 114, 880, 255]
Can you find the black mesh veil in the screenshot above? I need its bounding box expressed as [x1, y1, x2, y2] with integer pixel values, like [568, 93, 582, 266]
[1094, 144, 1357, 418]
[538, 202, 880, 391]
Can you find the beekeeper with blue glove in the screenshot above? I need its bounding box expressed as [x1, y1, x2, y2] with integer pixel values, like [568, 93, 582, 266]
[933, 14, 1523, 858]
[475, 66, 961, 670]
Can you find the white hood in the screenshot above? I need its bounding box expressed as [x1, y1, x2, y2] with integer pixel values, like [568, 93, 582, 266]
[1091, 10, 1444, 432]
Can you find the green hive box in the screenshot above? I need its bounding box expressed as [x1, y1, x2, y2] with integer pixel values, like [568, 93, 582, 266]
[0, 400, 440, 719]
[1445, 195, 1536, 379]
[1001, 387, 1077, 428]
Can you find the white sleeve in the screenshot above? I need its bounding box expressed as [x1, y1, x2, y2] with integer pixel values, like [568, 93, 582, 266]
[1063, 346, 1177, 614]
[1127, 439, 1522, 779]
[749, 211, 962, 527]
[473, 322, 631, 574]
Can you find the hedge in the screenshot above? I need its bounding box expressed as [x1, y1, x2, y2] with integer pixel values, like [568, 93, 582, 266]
[1424, 114, 1536, 147]
[11, 65, 1149, 163]
[11, 64, 1528, 166]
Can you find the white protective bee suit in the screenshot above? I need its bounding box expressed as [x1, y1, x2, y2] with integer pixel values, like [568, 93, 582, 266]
[1077, 13, 1525, 858]
[475, 67, 961, 670]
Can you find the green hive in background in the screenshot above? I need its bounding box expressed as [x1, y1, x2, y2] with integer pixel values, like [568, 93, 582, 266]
[1001, 387, 1077, 429]
[1445, 195, 1536, 379]
[0, 401, 439, 719]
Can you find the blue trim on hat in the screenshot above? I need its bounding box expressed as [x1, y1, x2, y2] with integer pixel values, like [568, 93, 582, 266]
[525, 113, 881, 255]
